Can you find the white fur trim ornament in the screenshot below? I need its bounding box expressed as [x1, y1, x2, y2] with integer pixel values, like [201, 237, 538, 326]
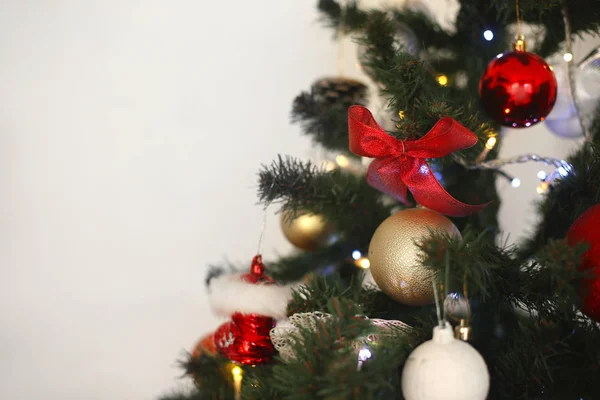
[269, 311, 412, 362]
[208, 272, 296, 320]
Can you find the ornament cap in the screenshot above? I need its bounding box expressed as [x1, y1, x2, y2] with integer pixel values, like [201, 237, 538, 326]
[455, 319, 472, 341]
[250, 254, 265, 275]
[513, 34, 527, 52]
[241, 254, 274, 284]
[432, 322, 455, 344]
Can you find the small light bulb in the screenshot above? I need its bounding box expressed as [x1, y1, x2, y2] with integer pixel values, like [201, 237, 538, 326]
[536, 182, 549, 194]
[398, 110, 406, 120]
[537, 170, 547, 180]
[322, 160, 337, 172]
[485, 137, 497, 149]
[511, 178, 521, 188]
[352, 250, 362, 260]
[483, 30, 494, 41]
[356, 257, 370, 269]
[231, 366, 243, 377]
[436, 74, 448, 86]
[358, 348, 372, 362]
[504, 108, 511, 114]
[563, 52, 574, 62]
[558, 166, 568, 177]
[335, 154, 350, 168]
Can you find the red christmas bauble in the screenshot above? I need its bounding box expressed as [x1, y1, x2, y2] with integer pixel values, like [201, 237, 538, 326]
[479, 50, 557, 128]
[191, 333, 217, 358]
[567, 204, 600, 322]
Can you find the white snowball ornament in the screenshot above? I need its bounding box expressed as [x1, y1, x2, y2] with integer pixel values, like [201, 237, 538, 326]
[401, 322, 490, 400]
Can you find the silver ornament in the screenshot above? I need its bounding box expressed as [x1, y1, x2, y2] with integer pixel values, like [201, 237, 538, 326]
[545, 47, 600, 138]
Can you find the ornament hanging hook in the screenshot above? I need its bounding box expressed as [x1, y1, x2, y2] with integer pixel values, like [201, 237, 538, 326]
[462, 272, 472, 325]
[442, 249, 451, 323]
[515, 0, 521, 37]
[513, 0, 526, 51]
[432, 278, 444, 328]
[433, 244, 453, 328]
[337, 0, 347, 77]
[256, 180, 276, 255]
[454, 272, 473, 341]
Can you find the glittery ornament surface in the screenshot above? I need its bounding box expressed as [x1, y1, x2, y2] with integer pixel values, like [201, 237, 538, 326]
[479, 51, 557, 128]
[214, 312, 275, 365]
[567, 204, 600, 322]
[368, 208, 460, 305]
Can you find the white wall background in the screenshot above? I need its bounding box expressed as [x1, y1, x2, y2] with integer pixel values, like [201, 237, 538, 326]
[0, 1, 595, 399]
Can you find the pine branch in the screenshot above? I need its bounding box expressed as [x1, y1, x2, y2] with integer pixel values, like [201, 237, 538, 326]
[270, 298, 373, 399]
[419, 229, 521, 301]
[291, 80, 368, 153]
[270, 297, 414, 399]
[317, 0, 368, 34]
[268, 243, 355, 284]
[288, 273, 434, 344]
[492, 316, 600, 400]
[517, 239, 589, 321]
[287, 273, 371, 315]
[172, 353, 235, 400]
[358, 11, 498, 163]
[258, 156, 393, 248]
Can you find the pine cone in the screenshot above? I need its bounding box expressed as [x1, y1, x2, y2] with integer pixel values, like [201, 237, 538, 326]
[311, 77, 368, 107]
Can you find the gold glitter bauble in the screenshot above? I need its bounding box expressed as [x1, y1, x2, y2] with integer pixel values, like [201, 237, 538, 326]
[368, 207, 460, 305]
[280, 210, 335, 251]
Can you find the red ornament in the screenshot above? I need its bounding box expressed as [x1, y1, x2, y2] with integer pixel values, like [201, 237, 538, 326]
[191, 333, 217, 358]
[567, 204, 600, 322]
[213, 255, 276, 365]
[479, 48, 557, 128]
[348, 105, 488, 216]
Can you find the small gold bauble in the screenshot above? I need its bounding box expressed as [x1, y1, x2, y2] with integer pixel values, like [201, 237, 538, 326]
[368, 207, 461, 305]
[280, 210, 335, 251]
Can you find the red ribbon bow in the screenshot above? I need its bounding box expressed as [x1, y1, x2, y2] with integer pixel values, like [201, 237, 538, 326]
[348, 105, 487, 216]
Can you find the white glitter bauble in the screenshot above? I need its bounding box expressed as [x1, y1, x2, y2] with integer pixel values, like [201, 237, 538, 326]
[401, 322, 489, 400]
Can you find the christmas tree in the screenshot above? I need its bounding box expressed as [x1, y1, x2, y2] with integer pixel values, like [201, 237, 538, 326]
[162, 1, 600, 399]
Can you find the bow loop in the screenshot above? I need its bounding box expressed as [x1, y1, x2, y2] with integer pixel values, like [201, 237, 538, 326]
[348, 106, 404, 159]
[348, 105, 488, 217]
[403, 117, 479, 159]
